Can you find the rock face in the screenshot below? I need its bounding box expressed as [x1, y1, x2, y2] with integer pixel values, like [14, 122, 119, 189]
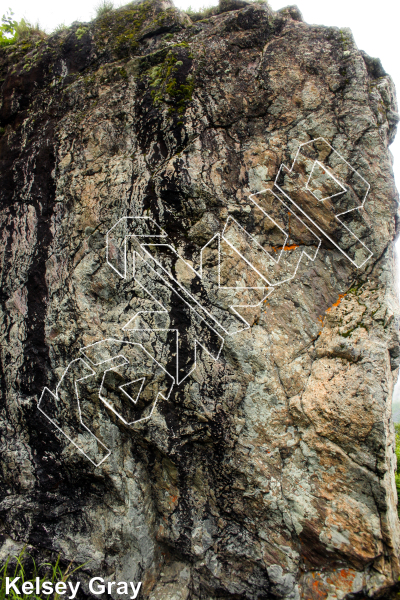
[1, 0, 400, 598]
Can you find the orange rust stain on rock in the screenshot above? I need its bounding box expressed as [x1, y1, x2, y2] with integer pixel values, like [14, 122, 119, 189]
[156, 524, 165, 539]
[339, 568, 354, 581]
[272, 244, 300, 252]
[326, 293, 346, 313]
[311, 579, 326, 599]
[304, 568, 358, 600]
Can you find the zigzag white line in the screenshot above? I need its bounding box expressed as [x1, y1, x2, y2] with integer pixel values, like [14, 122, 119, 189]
[274, 137, 372, 268]
[39, 137, 373, 465]
[38, 358, 111, 467]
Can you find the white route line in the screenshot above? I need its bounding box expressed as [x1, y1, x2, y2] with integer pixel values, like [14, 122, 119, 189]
[108, 217, 270, 336]
[123, 258, 225, 383]
[38, 137, 373, 465]
[274, 137, 372, 268]
[80, 339, 175, 424]
[106, 216, 167, 280]
[233, 191, 322, 286]
[306, 160, 347, 202]
[128, 250, 246, 337]
[38, 358, 111, 467]
[38, 341, 174, 464]
[119, 377, 146, 404]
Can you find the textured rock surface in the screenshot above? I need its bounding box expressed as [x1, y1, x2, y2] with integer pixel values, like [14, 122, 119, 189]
[1, 0, 400, 598]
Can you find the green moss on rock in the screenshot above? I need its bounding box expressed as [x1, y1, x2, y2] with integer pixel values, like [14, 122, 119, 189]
[94, 0, 170, 59]
[146, 45, 194, 113]
[92, 0, 188, 60]
[75, 27, 88, 40]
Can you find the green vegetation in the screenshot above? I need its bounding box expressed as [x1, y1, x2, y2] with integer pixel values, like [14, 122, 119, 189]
[75, 26, 88, 40]
[147, 46, 194, 113]
[0, 9, 45, 47]
[339, 28, 352, 54]
[185, 4, 219, 21]
[95, 1, 115, 18]
[93, 0, 186, 59]
[0, 547, 85, 600]
[395, 423, 400, 517]
[348, 283, 364, 295]
[185, 0, 269, 22]
[95, 0, 154, 58]
[53, 23, 67, 33]
[0, 9, 16, 46]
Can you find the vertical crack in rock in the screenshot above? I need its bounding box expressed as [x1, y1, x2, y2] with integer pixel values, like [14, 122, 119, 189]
[20, 128, 56, 397]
